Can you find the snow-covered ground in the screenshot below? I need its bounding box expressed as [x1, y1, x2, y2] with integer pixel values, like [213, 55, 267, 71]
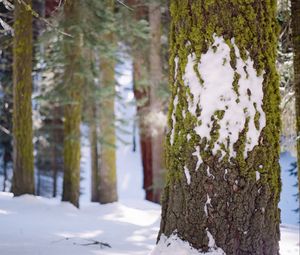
[0, 192, 298, 255]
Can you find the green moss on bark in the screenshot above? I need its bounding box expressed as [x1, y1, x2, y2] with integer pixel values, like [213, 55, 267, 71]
[12, 0, 35, 195]
[62, 0, 83, 208]
[159, 0, 281, 253]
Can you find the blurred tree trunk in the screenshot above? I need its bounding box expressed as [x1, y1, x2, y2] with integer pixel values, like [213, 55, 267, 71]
[90, 105, 99, 202]
[133, 57, 153, 201]
[149, 2, 165, 203]
[291, 0, 300, 198]
[62, 0, 83, 208]
[128, 0, 154, 202]
[98, 0, 118, 204]
[158, 1, 281, 254]
[0, 2, 13, 192]
[12, 0, 35, 195]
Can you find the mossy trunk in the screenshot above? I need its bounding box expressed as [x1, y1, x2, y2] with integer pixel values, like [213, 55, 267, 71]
[158, 1, 281, 254]
[98, 58, 117, 204]
[12, 0, 35, 195]
[89, 105, 99, 202]
[291, 0, 300, 198]
[149, 2, 165, 203]
[98, 1, 117, 203]
[62, 0, 83, 208]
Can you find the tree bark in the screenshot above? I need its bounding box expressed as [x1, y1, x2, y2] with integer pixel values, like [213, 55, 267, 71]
[158, 1, 281, 254]
[90, 105, 99, 202]
[62, 0, 83, 208]
[98, 0, 118, 204]
[133, 56, 153, 202]
[149, 2, 165, 203]
[291, 0, 300, 198]
[12, 0, 35, 195]
[129, 0, 154, 202]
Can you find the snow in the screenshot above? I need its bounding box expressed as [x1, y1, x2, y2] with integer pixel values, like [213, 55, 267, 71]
[150, 233, 225, 255]
[0, 192, 298, 255]
[0, 192, 160, 255]
[170, 93, 178, 145]
[192, 146, 202, 171]
[183, 35, 265, 159]
[204, 194, 211, 217]
[184, 166, 191, 185]
[255, 171, 260, 181]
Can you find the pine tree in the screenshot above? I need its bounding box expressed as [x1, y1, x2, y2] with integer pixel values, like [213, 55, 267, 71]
[61, 0, 83, 207]
[291, 0, 300, 198]
[157, 1, 281, 254]
[12, 0, 35, 195]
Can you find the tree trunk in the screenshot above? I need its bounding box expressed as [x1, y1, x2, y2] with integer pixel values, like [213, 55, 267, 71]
[133, 56, 153, 202]
[98, 1, 117, 204]
[157, 1, 281, 254]
[149, 2, 165, 203]
[12, 0, 35, 195]
[62, 0, 83, 208]
[51, 130, 57, 198]
[98, 59, 117, 204]
[291, 0, 300, 198]
[90, 105, 99, 202]
[128, 0, 154, 202]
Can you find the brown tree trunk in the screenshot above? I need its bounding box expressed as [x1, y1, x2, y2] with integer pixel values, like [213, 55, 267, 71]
[157, 1, 281, 254]
[51, 137, 57, 197]
[149, 2, 165, 203]
[128, 0, 154, 202]
[133, 56, 153, 202]
[98, 1, 118, 204]
[62, 0, 83, 208]
[291, 0, 300, 198]
[98, 57, 118, 204]
[12, 0, 35, 195]
[89, 105, 99, 202]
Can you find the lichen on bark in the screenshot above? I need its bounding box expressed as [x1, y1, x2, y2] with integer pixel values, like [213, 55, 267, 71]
[12, 0, 35, 196]
[62, 0, 83, 208]
[158, 1, 281, 254]
[98, 0, 118, 204]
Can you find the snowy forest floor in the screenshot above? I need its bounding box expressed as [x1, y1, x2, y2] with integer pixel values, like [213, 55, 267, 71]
[0, 192, 298, 255]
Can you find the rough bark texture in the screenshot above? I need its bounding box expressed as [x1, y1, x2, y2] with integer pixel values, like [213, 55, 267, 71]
[12, 0, 35, 195]
[149, 2, 165, 203]
[98, 1, 117, 204]
[158, 1, 281, 254]
[62, 0, 83, 208]
[291, 0, 300, 198]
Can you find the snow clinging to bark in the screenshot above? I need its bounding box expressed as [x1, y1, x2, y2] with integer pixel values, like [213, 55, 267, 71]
[170, 93, 178, 145]
[183, 35, 266, 160]
[150, 233, 226, 255]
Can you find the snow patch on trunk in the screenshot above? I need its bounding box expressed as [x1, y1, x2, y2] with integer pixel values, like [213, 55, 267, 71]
[150, 233, 226, 255]
[183, 35, 265, 160]
[170, 93, 179, 145]
[184, 166, 191, 185]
